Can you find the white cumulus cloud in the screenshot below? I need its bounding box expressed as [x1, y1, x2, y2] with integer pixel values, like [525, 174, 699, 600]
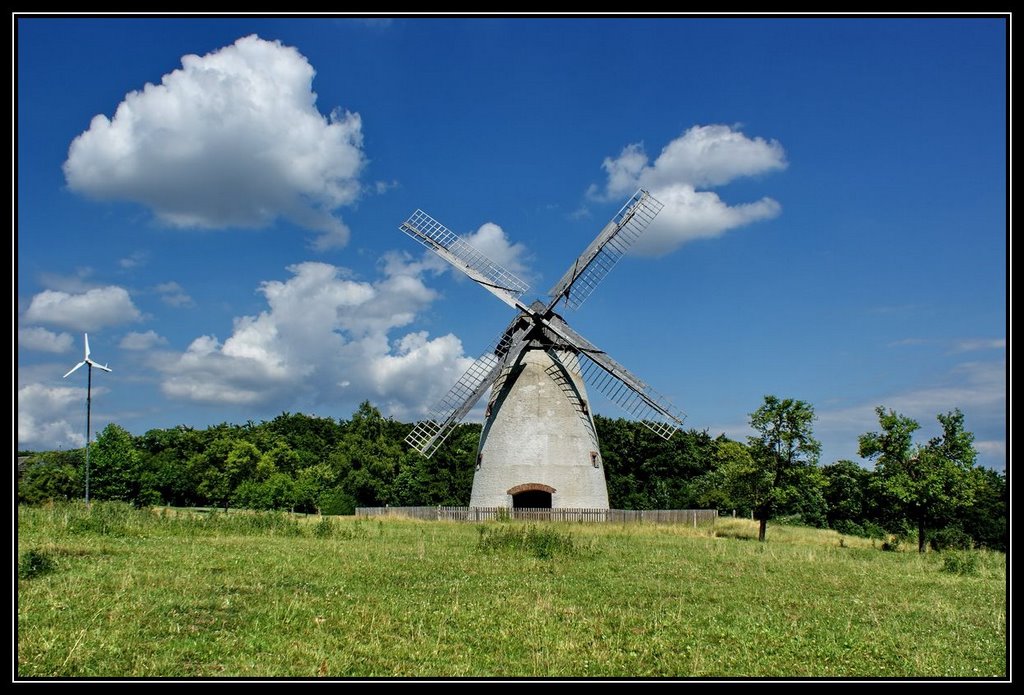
[63, 34, 366, 250]
[462, 222, 534, 284]
[18, 327, 74, 353]
[24, 286, 141, 331]
[17, 383, 89, 450]
[592, 124, 787, 255]
[156, 260, 473, 418]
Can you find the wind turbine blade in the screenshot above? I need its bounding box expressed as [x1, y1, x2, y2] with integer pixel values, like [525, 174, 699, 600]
[543, 315, 685, 439]
[546, 189, 664, 313]
[63, 361, 87, 379]
[88, 359, 113, 373]
[84, 333, 91, 359]
[406, 320, 527, 457]
[400, 209, 530, 311]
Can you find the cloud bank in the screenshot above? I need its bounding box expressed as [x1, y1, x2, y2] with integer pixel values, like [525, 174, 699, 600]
[156, 259, 474, 419]
[63, 34, 366, 250]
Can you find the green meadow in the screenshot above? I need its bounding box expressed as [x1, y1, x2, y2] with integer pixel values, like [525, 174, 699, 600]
[17, 503, 1006, 678]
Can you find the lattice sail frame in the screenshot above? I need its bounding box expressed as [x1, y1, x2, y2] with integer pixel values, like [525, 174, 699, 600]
[573, 351, 684, 440]
[547, 189, 664, 312]
[540, 314, 685, 437]
[401, 209, 529, 308]
[405, 322, 523, 457]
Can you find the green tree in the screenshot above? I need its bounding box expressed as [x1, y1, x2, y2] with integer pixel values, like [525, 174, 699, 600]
[597, 416, 717, 510]
[294, 462, 338, 514]
[329, 402, 405, 508]
[956, 467, 1006, 551]
[89, 423, 157, 505]
[737, 395, 822, 542]
[821, 459, 872, 536]
[859, 407, 977, 553]
[137, 425, 205, 506]
[18, 450, 83, 504]
[693, 438, 754, 514]
[258, 441, 301, 479]
[195, 436, 239, 510]
[232, 472, 296, 510]
[265, 412, 344, 470]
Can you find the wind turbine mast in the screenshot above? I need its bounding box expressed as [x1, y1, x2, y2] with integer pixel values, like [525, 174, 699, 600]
[62, 333, 112, 505]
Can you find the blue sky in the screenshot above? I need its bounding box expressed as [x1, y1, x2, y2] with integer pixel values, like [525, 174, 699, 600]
[16, 16, 1007, 471]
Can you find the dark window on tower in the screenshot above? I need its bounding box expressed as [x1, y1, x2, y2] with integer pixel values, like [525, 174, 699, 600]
[590, 451, 599, 467]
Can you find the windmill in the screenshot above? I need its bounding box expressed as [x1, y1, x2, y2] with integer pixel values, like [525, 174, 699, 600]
[399, 189, 684, 510]
[62, 333, 112, 504]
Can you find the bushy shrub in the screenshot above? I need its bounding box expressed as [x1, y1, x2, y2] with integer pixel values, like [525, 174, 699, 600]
[772, 514, 804, 527]
[319, 488, 356, 516]
[930, 526, 974, 552]
[941, 550, 979, 576]
[312, 516, 334, 538]
[860, 522, 888, 540]
[477, 525, 578, 559]
[831, 519, 865, 537]
[881, 536, 903, 552]
[19, 549, 56, 579]
[832, 520, 889, 540]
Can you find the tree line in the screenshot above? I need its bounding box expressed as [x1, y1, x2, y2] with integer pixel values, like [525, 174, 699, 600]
[18, 397, 1005, 551]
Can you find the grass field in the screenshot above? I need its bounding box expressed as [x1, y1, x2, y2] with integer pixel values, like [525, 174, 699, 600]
[16, 502, 1007, 678]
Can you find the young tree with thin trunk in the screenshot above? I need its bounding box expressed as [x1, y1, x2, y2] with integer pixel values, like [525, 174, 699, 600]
[858, 407, 977, 552]
[735, 395, 822, 542]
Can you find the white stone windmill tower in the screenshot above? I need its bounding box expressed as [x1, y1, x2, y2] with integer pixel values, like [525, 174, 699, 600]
[399, 189, 684, 510]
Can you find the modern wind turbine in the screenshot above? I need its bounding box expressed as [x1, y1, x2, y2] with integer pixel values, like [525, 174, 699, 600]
[398, 189, 685, 510]
[62, 333, 112, 504]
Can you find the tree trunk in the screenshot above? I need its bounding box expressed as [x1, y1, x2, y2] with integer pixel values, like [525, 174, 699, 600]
[918, 516, 926, 553]
[758, 517, 767, 542]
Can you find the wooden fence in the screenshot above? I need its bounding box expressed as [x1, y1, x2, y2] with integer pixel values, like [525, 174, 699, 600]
[355, 506, 718, 526]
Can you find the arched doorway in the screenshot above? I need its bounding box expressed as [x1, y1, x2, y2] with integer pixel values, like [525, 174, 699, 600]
[508, 483, 555, 509]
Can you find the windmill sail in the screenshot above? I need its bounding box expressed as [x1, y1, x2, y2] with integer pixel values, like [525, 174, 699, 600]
[543, 315, 685, 439]
[405, 321, 527, 457]
[400, 210, 530, 311]
[571, 352, 684, 439]
[546, 189, 664, 312]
